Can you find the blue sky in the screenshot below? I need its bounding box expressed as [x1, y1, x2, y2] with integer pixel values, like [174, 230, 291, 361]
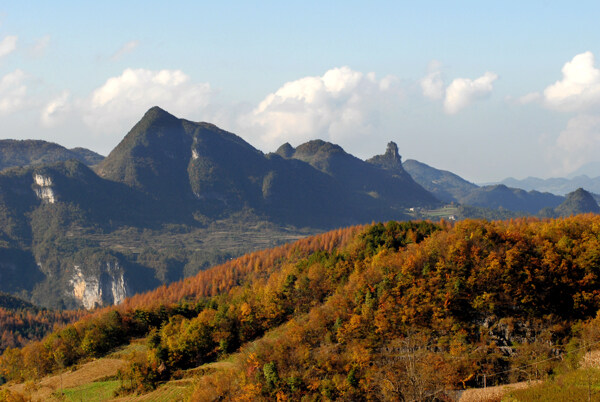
[1, 1, 600, 181]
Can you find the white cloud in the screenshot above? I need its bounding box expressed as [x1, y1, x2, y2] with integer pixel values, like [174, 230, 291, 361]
[541, 52, 600, 174]
[443, 72, 498, 114]
[41, 91, 70, 127]
[517, 92, 541, 105]
[543, 51, 600, 111]
[0, 69, 27, 114]
[0, 35, 17, 58]
[552, 114, 600, 173]
[420, 70, 444, 100]
[83, 68, 212, 135]
[241, 66, 400, 149]
[111, 40, 139, 61]
[420, 61, 498, 114]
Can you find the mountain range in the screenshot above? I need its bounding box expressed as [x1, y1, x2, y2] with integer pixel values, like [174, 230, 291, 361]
[0, 106, 598, 310]
[0, 107, 439, 310]
[490, 175, 600, 196]
[403, 159, 569, 213]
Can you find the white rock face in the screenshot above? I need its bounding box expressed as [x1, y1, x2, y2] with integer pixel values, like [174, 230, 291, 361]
[34, 174, 53, 187]
[71, 265, 102, 309]
[69, 262, 128, 309]
[34, 187, 57, 203]
[111, 271, 127, 305]
[192, 148, 199, 160]
[33, 174, 56, 203]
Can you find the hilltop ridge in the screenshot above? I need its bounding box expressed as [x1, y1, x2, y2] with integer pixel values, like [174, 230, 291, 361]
[0, 139, 103, 171]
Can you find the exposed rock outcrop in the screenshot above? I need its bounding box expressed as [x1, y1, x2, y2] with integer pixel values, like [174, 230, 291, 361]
[69, 261, 128, 309]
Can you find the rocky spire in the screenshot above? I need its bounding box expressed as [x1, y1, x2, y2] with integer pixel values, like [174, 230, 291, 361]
[384, 142, 401, 163]
[366, 141, 403, 171]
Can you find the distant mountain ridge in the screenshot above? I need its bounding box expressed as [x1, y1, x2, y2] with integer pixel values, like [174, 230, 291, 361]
[0, 139, 104, 171]
[495, 175, 600, 195]
[402, 159, 478, 203]
[460, 184, 564, 214]
[403, 159, 565, 214]
[539, 188, 600, 218]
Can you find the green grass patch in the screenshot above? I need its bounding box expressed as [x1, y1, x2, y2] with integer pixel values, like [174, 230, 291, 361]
[504, 368, 600, 401]
[60, 380, 120, 401]
[107, 338, 148, 359]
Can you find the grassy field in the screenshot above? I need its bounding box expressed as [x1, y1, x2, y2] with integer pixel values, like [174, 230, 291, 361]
[61, 380, 120, 401]
[504, 368, 600, 401]
[2, 358, 126, 401]
[112, 379, 194, 402]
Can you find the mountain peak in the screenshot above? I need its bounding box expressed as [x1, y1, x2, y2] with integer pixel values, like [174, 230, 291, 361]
[294, 140, 345, 156]
[275, 142, 295, 158]
[366, 141, 403, 171]
[146, 105, 170, 115]
[555, 187, 600, 216]
[385, 141, 400, 161]
[138, 106, 178, 125]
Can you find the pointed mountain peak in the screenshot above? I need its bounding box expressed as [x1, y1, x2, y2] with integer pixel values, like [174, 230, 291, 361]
[366, 141, 403, 171]
[138, 106, 178, 125]
[384, 141, 400, 161]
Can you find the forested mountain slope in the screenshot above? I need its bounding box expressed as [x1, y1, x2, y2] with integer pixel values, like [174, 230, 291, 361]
[3, 216, 600, 400]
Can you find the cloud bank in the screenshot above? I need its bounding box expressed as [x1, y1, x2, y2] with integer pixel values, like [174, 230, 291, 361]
[85, 68, 212, 134]
[443, 72, 498, 114]
[0, 35, 17, 58]
[544, 51, 600, 112]
[39, 68, 213, 139]
[420, 64, 498, 114]
[538, 52, 600, 173]
[0, 70, 27, 114]
[242, 66, 401, 149]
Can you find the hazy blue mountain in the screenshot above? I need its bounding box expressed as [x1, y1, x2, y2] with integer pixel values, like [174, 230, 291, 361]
[0, 139, 103, 171]
[459, 184, 564, 214]
[553, 188, 600, 216]
[567, 162, 600, 178]
[402, 159, 478, 203]
[402, 159, 565, 214]
[496, 175, 600, 195]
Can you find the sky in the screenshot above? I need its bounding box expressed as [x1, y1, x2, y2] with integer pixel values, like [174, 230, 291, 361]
[1, 1, 600, 182]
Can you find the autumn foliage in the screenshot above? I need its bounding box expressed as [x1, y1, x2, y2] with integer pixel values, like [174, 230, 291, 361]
[0, 308, 84, 354]
[4, 216, 600, 399]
